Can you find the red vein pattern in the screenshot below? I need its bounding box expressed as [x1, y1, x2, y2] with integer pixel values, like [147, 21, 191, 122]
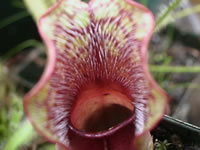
[24, 0, 168, 149]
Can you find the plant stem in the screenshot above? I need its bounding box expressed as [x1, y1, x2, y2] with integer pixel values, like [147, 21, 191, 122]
[2, 39, 42, 61]
[174, 4, 200, 20]
[0, 11, 29, 30]
[3, 121, 35, 150]
[150, 65, 200, 73]
[155, 0, 181, 29]
[155, 3, 200, 32]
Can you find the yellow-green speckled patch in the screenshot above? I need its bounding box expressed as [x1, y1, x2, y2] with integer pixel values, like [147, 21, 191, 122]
[55, 34, 68, 52]
[28, 83, 59, 141]
[73, 35, 89, 49]
[74, 11, 90, 28]
[144, 88, 166, 130]
[94, 2, 119, 20]
[134, 13, 153, 40]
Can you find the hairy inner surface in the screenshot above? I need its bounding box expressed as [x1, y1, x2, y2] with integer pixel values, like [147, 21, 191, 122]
[48, 9, 149, 141]
[70, 83, 134, 133]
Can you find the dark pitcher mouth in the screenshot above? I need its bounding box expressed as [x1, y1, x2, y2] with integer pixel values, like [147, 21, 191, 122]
[69, 83, 135, 138]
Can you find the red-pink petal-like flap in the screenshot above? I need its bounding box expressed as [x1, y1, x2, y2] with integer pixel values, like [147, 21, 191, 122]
[24, 0, 167, 149]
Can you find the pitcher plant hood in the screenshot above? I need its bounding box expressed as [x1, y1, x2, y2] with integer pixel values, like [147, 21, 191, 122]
[23, 0, 168, 149]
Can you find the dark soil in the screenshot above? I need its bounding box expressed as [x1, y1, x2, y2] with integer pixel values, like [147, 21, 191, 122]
[152, 116, 200, 150]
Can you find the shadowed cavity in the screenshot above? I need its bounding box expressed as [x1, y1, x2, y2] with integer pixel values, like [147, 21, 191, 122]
[83, 104, 132, 133]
